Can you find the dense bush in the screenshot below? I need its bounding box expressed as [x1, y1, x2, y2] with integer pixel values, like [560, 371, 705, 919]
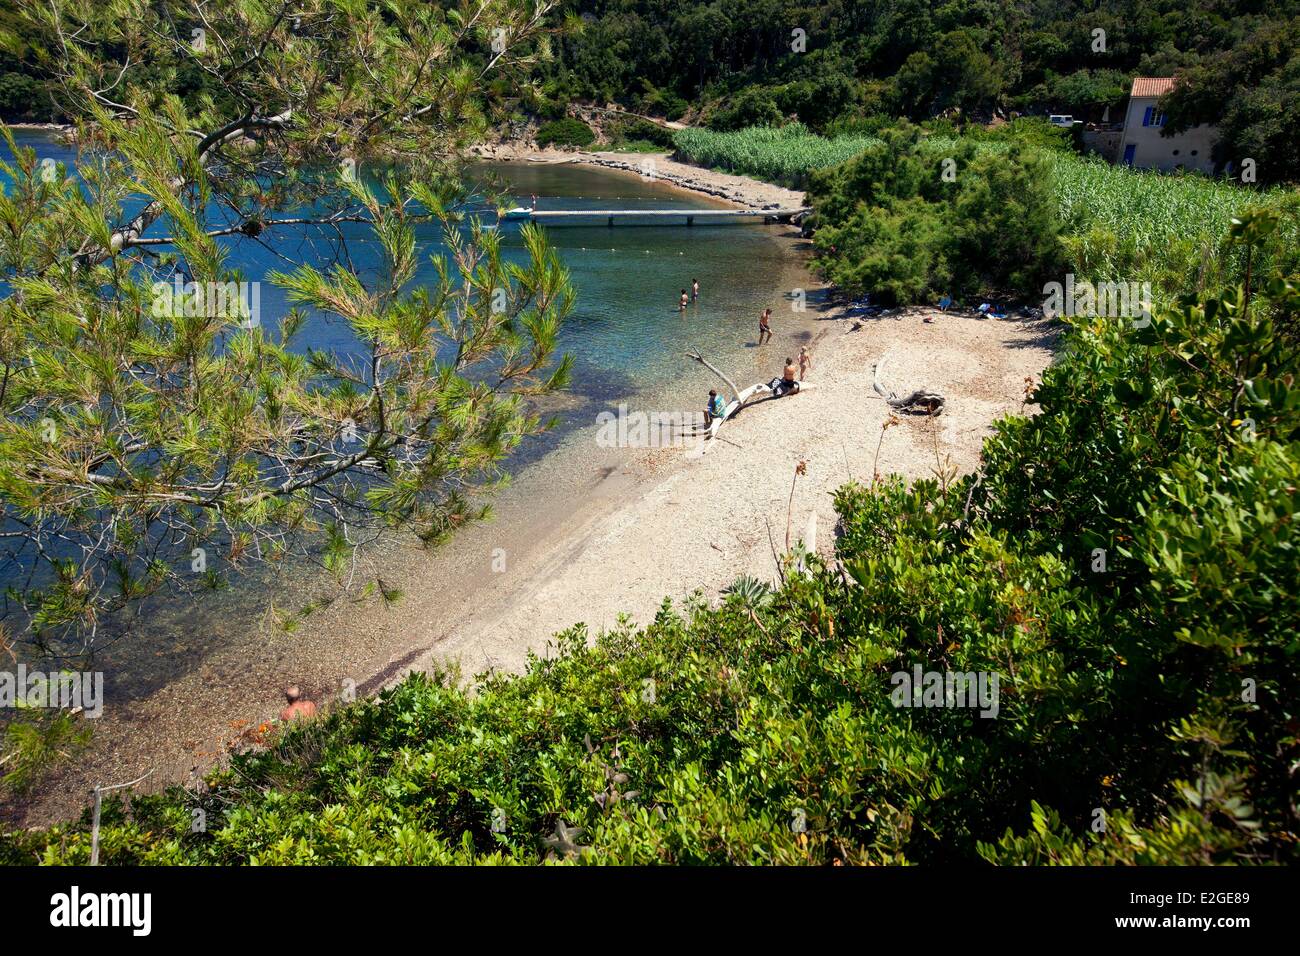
[708, 87, 784, 131]
[0, 72, 46, 122]
[808, 124, 1062, 301]
[4, 211, 1295, 866]
[535, 117, 595, 149]
[808, 121, 1300, 303]
[609, 118, 676, 151]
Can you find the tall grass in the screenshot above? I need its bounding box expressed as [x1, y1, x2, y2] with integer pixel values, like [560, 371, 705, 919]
[672, 123, 877, 187]
[677, 123, 1299, 296]
[1047, 154, 1300, 293]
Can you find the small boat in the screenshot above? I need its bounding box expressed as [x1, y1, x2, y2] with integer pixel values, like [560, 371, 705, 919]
[501, 207, 533, 221]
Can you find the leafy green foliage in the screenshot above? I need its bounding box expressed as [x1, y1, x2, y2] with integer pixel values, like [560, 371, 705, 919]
[535, 118, 595, 149]
[672, 123, 878, 187]
[808, 124, 1062, 301]
[807, 121, 1300, 303]
[6, 213, 1296, 867]
[1160, 18, 1300, 184]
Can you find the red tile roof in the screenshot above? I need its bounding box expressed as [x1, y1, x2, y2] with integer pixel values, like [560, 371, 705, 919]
[1131, 77, 1176, 98]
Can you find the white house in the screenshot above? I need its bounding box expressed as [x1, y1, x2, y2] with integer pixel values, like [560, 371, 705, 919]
[1117, 77, 1218, 173]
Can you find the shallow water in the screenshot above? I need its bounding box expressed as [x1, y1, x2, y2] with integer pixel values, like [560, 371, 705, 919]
[2, 131, 827, 700]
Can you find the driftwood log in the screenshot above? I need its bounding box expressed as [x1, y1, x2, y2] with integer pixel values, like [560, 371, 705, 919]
[685, 347, 743, 404]
[872, 358, 945, 414]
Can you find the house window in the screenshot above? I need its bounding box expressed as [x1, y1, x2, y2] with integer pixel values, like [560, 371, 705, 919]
[1143, 106, 1166, 127]
[1172, 150, 1180, 156]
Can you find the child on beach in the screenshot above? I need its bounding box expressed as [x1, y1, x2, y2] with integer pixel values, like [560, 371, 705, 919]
[758, 308, 772, 344]
[799, 346, 813, 380]
[704, 389, 726, 425]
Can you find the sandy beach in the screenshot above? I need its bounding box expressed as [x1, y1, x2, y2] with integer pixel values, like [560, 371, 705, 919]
[7, 153, 1058, 827]
[471, 143, 809, 211]
[402, 304, 1058, 674]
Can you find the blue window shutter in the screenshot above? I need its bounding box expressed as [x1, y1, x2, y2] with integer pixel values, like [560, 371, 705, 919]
[1142, 106, 1154, 126]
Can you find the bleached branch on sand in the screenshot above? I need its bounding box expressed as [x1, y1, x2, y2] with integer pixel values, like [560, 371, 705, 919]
[872, 358, 945, 414]
[684, 347, 743, 404]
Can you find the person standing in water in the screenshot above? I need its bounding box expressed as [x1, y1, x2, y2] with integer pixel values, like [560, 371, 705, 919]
[691, 278, 699, 302]
[679, 289, 689, 313]
[799, 345, 813, 380]
[758, 308, 773, 344]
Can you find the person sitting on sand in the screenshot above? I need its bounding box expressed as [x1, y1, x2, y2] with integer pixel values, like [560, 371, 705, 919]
[758, 308, 773, 344]
[798, 346, 813, 380]
[279, 685, 317, 721]
[704, 389, 726, 425]
[769, 358, 799, 397]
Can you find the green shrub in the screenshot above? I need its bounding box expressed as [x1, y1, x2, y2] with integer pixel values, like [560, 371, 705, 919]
[708, 88, 783, 131]
[6, 214, 1296, 867]
[809, 124, 1062, 301]
[535, 118, 595, 149]
[610, 118, 675, 151]
[0, 72, 46, 122]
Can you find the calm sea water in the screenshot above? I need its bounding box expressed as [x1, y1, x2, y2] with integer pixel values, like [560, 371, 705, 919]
[3, 129, 825, 682]
[7, 131, 816, 402]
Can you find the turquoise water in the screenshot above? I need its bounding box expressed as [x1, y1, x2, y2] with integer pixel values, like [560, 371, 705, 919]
[1, 130, 825, 683]
[5, 130, 824, 458]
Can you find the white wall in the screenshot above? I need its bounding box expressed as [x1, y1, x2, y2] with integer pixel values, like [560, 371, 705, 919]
[1119, 96, 1218, 173]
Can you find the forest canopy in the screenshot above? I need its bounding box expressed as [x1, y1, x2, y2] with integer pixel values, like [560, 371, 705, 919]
[5, 2, 1300, 180]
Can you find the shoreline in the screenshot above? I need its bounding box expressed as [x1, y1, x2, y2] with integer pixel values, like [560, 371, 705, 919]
[7, 152, 1058, 828]
[470, 143, 808, 212]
